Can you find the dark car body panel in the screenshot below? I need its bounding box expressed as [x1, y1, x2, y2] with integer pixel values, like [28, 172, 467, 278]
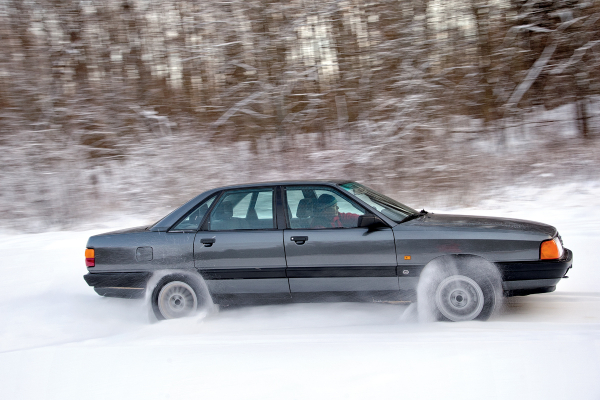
[407, 214, 557, 236]
[497, 248, 573, 295]
[284, 227, 398, 292]
[83, 271, 151, 299]
[497, 249, 573, 281]
[91, 230, 196, 272]
[195, 230, 290, 294]
[393, 213, 554, 265]
[83, 271, 151, 287]
[84, 180, 572, 302]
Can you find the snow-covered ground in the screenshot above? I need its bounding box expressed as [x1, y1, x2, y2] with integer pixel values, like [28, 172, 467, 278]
[1, 183, 599, 400]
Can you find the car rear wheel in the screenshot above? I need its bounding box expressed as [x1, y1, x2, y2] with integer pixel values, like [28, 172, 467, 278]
[417, 257, 501, 322]
[151, 276, 202, 320]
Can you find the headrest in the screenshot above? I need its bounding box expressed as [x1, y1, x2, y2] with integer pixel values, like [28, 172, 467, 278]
[297, 198, 315, 218]
[315, 193, 337, 211]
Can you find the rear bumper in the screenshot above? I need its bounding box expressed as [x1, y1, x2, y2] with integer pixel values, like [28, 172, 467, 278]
[84, 272, 151, 299]
[496, 248, 572, 296]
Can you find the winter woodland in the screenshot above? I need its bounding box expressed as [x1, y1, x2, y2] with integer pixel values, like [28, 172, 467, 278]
[1, 0, 599, 230]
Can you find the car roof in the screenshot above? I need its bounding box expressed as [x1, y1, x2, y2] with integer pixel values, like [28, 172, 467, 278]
[212, 179, 354, 190]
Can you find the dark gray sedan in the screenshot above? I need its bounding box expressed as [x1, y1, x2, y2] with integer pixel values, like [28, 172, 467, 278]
[84, 181, 572, 322]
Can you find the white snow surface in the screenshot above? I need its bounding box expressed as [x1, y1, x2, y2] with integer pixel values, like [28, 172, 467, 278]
[1, 183, 600, 400]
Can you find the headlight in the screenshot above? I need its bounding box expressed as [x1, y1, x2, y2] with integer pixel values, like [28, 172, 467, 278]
[540, 236, 564, 260]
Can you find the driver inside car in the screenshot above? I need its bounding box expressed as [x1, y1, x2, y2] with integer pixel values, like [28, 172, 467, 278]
[311, 193, 360, 228]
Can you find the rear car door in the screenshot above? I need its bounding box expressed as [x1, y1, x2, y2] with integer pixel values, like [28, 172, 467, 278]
[194, 187, 289, 296]
[283, 185, 398, 294]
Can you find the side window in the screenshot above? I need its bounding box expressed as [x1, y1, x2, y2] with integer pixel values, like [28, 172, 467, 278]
[172, 195, 216, 231]
[207, 188, 274, 231]
[285, 186, 366, 229]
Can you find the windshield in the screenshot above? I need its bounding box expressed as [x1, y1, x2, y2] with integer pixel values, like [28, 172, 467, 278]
[339, 182, 417, 223]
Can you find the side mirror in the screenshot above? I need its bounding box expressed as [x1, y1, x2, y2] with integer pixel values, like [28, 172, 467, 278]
[358, 214, 387, 229]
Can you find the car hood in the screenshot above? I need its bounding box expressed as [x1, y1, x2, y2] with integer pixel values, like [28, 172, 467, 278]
[404, 213, 557, 236]
[94, 225, 149, 236]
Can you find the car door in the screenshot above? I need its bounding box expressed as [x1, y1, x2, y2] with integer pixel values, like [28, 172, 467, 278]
[283, 185, 398, 293]
[194, 187, 290, 296]
[148, 193, 218, 272]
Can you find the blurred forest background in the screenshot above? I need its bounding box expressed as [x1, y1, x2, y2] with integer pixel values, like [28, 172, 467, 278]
[1, 0, 599, 230]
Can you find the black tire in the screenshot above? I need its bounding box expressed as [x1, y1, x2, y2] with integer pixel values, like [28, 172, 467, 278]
[417, 256, 501, 322]
[151, 274, 204, 320]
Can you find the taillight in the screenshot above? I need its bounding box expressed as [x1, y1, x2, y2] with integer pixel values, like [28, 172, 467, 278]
[540, 238, 563, 260]
[85, 248, 95, 267]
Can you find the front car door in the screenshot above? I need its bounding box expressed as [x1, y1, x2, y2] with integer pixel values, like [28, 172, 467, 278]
[282, 185, 398, 295]
[194, 186, 290, 298]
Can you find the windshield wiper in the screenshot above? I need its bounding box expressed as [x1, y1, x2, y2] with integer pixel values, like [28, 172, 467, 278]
[400, 209, 428, 224]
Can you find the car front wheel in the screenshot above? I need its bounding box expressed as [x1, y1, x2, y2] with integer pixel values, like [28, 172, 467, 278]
[417, 257, 501, 322]
[434, 275, 486, 321]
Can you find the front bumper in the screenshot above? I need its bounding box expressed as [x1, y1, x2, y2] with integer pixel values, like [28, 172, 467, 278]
[496, 248, 573, 296]
[84, 272, 152, 299]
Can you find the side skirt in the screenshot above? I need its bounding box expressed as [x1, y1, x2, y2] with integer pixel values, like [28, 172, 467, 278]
[212, 290, 415, 306]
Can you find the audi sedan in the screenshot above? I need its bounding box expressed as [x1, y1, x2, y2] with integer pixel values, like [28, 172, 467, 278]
[84, 181, 573, 322]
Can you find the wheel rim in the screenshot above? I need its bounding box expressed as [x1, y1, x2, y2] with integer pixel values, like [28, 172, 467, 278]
[157, 281, 198, 319]
[435, 275, 484, 321]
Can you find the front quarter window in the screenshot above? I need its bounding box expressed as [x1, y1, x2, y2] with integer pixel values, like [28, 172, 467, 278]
[340, 182, 416, 223]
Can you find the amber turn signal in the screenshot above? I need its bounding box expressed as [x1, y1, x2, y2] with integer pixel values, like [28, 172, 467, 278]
[540, 238, 562, 260]
[85, 248, 95, 267]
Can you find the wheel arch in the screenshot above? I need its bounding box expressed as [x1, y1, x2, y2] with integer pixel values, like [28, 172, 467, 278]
[420, 253, 502, 282]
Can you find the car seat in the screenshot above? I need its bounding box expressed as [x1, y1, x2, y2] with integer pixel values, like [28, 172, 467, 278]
[211, 201, 244, 230]
[295, 198, 315, 228]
